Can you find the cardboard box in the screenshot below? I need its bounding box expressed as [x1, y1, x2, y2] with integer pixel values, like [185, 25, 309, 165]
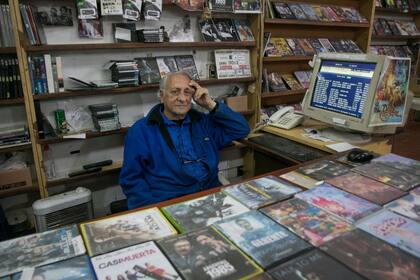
[225, 96, 248, 112]
[0, 168, 32, 191]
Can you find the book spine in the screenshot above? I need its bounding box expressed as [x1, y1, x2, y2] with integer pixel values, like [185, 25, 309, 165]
[51, 57, 59, 93]
[26, 4, 41, 45]
[19, 4, 36, 45]
[55, 57, 65, 92]
[27, 56, 36, 95]
[5, 5, 15, 47]
[39, 56, 48, 93]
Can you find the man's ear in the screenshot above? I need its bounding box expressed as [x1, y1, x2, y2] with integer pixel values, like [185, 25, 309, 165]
[159, 90, 164, 103]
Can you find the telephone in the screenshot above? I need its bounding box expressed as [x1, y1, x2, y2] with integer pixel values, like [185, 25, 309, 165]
[268, 106, 304, 130]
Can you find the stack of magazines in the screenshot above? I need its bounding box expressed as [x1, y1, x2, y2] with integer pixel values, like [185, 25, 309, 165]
[137, 27, 169, 43]
[0, 125, 29, 147]
[109, 60, 139, 87]
[88, 103, 121, 132]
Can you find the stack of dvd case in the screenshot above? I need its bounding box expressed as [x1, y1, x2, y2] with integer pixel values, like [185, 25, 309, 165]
[136, 27, 169, 43]
[109, 60, 139, 87]
[88, 103, 121, 132]
[0, 125, 29, 147]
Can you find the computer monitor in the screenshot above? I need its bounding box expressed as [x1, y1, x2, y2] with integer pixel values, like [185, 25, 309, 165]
[302, 53, 411, 137]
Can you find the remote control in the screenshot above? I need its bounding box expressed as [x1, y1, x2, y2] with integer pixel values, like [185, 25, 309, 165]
[83, 160, 113, 170]
[69, 167, 102, 177]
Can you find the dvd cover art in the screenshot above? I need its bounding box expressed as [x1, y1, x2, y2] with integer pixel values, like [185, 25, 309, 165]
[80, 207, 177, 256]
[143, 0, 162, 20]
[370, 58, 410, 126]
[223, 183, 274, 209]
[232, 19, 254, 41]
[214, 211, 311, 268]
[321, 229, 420, 280]
[91, 241, 181, 280]
[161, 191, 249, 232]
[281, 74, 303, 90]
[100, 0, 123, 15]
[294, 71, 310, 88]
[158, 227, 262, 280]
[213, 18, 239, 41]
[268, 249, 364, 280]
[307, 38, 326, 54]
[78, 19, 103, 38]
[271, 38, 293, 57]
[288, 3, 307, 20]
[156, 56, 179, 77]
[123, 0, 142, 21]
[233, 0, 260, 13]
[136, 57, 161, 84]
[296, 160, 351, 181]
[77, 0, 98, 19]
[386, 193, 420, 222]
[214, 49, 251, 79]
[311, 5, 328, 21]
[175, 55, 200, 80]
[353, 162, 420, 191]
[299, 4, 318, 21]
[249, 175, 301, 200]
[268, 72, 287, 92]
[173, 0, 203, 11]
[30, 255, 95, 280]
[279, 171, 319, 189]
[326, 172, 405, 205]
[357, 210, 420, 258]
[37, 6, 73, 26]
[285, 39, 305, 56]
[373, 153, 420, 176]
[295, 184, 381, 224]
[261, 198, 352, 246]
[199, 19, 220, 42]
[0, 225, 85, 277]
[208, 0, 233, 12]
[273, 3, 294, 19]
[296, 39, 315, 56]
[318, 38, 336, 53]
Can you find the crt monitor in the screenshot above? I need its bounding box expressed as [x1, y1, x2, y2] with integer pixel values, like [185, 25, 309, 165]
[301, 53, 411, 135]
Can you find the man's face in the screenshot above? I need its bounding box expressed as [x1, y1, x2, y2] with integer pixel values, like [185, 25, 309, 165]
[236, 219, 253, 231]
[174, 239, 191, 256]
[160, 74, 194, 120]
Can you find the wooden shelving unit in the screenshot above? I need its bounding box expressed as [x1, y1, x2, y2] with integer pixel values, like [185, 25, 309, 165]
[263, 56, 312, 62]
[0, 47, 16, 54]
[0, 98, 25, 105]
[0, 142, 32, 153]
[33, 77, 256, 101]
[0, 185, 39, 199]
[264, 18, 369, 28]
[261, 90, 306, 106]
[371, 35, 420, 41]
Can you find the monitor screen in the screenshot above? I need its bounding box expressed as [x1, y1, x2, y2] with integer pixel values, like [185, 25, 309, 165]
[310, 60, 377, 119]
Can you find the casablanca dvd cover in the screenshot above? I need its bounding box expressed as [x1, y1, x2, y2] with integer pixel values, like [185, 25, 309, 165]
[321, 229, 420, 280]
[386, 192, 420, 222]
[80, 207, 177, 256]
[0, 225, 85, 277]
[295, 184, 381, 224]
[357, 210, 420, 258]
[326, 172, 405, 205]
[279, 171, 319, 189]
[91, 241, 181, 280]
[158, 227, 262, 280]
[372, 153, 420, 176]
[175, 55, 200, 80]
[214, 211, 311, 268]
[156, 56, 179, 77]
[261, 198, 352, 246]
[268, 249, 364, 280]
[161, 191, 249, 233]
[353, 162, 420, 191]
[296, 160, 351, 182]
[222, 183, 274, 209]
[136, 57, 161, 84]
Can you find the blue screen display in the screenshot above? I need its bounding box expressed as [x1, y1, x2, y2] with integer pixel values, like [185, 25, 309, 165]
[310, 60, 377, 119]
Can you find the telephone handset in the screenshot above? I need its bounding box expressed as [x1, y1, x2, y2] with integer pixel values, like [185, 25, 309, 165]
[268, 106, 304, 130]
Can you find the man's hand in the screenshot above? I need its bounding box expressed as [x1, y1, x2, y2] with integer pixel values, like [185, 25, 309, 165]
[190, 80, 216, 111]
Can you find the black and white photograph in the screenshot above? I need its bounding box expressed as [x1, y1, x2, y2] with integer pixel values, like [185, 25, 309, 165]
[213, 18, 239, 41]
[37, 6, 73, 26]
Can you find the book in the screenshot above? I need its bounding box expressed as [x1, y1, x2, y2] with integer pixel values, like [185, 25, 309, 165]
[36, 5, 74, 26]
[156, 56, 179, 77]
[214, 211, 311, 268]
[143, 0, 162, 20]
[326, 172, 405, 205]
[267, 72, 287, 92]
[158, 227, 262, 280]
[80, 207, 177, 256]
[223, 175, 300, 209]
[285, 39, 305, 56]
[161, 191, 249, 232]
[232, 19, 255, 42]
[386, 190, 420, 222]
[321, 229, 420, 280]
[261, 198, 352, 246]
[78, 19, 103, 38]
[296, 160, 351, 181]
[136, 57, 161, 84]
[288, 3, 307, 20]
[373, 153, 420, 176]
[213, 19, 239, 41]
[295, 184, 381, 224]
[279, 171, 319, 189]
[353, 162, 420, 191]
[233, 0, 261, 13]
[122, 0, 142, 21]
[91, 241, 181, 280]
[77, 0, 98, 19]
[357, 210, 420, 258]
[0, 225, 85, 277]
[273, 3, 295, 19]
[271, 38, 293, 57]
[268, 249, 364, 280]
[281, 74, 303, 90]
[214, 49, 251, 79]
[175, 55, 200, 81]
[100, 0, 123, 15]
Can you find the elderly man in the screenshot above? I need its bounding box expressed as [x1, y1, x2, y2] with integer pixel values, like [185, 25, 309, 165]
[119, 72, 250, 209]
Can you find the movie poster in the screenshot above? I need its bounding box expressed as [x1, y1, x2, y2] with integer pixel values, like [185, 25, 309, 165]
[369, 57, 410, 126]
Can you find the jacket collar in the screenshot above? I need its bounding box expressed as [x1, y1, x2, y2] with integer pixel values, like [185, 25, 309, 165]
[146, 103, 201, 125]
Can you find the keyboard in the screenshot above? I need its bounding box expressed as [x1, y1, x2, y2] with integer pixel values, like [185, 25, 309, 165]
[249, 133, 328, 162]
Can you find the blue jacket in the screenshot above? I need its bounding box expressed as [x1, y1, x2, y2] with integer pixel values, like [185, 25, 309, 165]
[119, 102, 250, 209]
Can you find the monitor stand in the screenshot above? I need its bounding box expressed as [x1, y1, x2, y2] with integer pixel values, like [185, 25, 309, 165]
[319, 128, 372, 144]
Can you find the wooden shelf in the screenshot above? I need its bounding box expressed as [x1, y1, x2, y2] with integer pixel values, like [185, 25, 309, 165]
[0, 98, 25, 105]
[371, 35, 420, 41]
[25, 41, 256, 52]
[0, 185, 39, 199]
[0, 142, 32, 153]
[264, 56, 313, 62]
[0, 47, 16, 54]
[33, 77, 256, 101]
[375, 7, 419, 16]
[46, 162, 122, 188]
[261, 90, 306, 106]
[264, 19, 369, 28]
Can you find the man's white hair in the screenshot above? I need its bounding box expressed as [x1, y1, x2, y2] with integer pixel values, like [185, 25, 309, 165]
[157, 71, 192, 98]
